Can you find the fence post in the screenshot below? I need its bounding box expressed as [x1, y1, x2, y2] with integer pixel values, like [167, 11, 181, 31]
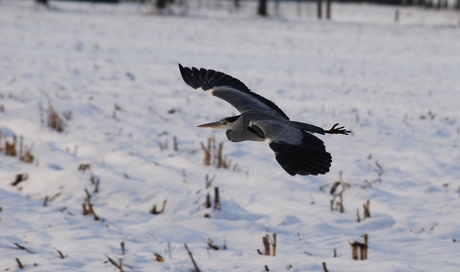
[317, 0, 322, 19]
[326, 0, 331, 20]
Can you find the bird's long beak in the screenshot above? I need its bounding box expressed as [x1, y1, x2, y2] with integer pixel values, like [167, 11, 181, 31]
[197, 121, 222, 129]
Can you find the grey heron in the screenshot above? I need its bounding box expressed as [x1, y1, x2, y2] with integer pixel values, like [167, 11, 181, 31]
[179, 64, 350, 176]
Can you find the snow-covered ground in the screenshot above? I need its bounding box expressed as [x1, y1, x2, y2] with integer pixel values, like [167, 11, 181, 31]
[1, 0, 459, 271]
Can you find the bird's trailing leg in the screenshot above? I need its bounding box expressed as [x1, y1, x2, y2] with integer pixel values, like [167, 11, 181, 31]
[324, 123, 351, 135]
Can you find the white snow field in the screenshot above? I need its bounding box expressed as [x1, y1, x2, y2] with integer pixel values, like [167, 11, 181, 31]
[1, 0, 460, 271]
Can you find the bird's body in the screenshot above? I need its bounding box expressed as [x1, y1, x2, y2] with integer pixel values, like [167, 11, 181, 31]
[179, 64, 350, 176]
[225, 112, 294, 143]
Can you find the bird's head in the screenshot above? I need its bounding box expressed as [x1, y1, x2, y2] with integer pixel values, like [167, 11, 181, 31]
[197, 115, 240, 130]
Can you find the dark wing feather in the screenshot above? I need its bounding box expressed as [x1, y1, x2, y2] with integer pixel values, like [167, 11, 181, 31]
[269, 131, 332, 176]
[179, 64, 289, 120]
[251, 120, 331, 176]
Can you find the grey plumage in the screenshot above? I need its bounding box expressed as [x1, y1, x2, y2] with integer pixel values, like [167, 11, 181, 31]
[179, 64, 350, 176]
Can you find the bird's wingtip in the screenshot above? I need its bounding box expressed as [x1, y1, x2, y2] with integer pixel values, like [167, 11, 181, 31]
[178, 64, 190, 85]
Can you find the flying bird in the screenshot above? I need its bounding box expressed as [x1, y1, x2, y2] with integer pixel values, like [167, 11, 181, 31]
[179, 64, 350, 176]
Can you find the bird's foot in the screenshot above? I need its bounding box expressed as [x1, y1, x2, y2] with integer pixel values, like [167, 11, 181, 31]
[325, 123, 351, 135]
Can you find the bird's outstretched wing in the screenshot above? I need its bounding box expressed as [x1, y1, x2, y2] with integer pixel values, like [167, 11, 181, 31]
[250, 120, 332, 176]
[179, 64, 289, 120]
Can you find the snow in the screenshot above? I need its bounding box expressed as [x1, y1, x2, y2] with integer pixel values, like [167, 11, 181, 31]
[1, 0, 460, 271]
